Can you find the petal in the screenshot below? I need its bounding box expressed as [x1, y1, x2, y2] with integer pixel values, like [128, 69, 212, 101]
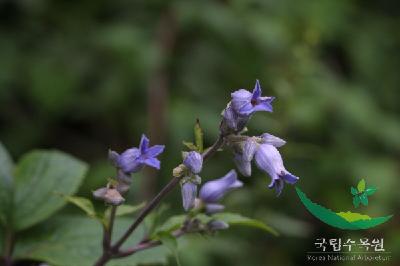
[143, 157, 161, 169]
[281, 172, 299, 184]
[231, 89, 253, 114]
[199, 170, 243, 203]
[205, 203, 225, 214]
[252, 79, 262, 100]
[268, 178, 284, 196]
[181, 181, 197, 211]
[146, 145, 165, 157]
[254, 144, 284, 180]
[252, 97, 274, 113]
[243, 138, 258, 161]
[139, 134, 150, 153]
[261, 133, 286, 147]
[233, 154, 252, 177]
[108, 150, 120, 167]
[183, 151, 203, 174]
[117, 148, 142, 173]
[93, 187, 107, 199]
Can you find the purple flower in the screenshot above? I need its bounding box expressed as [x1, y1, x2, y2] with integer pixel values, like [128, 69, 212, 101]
[183, 151, 203, 174]
[113, 134, 165, 174]
[254, 144, 299, 196]
[233, 138, 257, 177]
[181, 181, 197, 211]
[231, 80, 274, 116]
[199, 170, 243, 203]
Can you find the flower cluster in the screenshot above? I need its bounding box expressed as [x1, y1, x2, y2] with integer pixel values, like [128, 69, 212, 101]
[93, 80, 298, 214]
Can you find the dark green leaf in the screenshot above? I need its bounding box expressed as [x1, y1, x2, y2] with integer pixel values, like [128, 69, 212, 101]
[105, 202, 145, 217]
[13, 216, 169, 266]
[350, 186, 358, 196]
[154, 215, 186, 235]
[213, 213, 279, 236]
[13, 150, 88, 231]
[158, 231, 181, 266]
[63, 195, 96, 218]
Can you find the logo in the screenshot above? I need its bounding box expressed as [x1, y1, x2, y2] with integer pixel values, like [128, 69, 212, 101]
[296, 179, 393, 230]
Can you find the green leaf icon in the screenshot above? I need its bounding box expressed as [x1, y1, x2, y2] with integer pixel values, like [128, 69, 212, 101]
[360, 193, 369, 206]
[357, 179, 366, 193]
[365, 187, 377, 196]
[351, 187, 358, 196]
[353, 196, 361, 208]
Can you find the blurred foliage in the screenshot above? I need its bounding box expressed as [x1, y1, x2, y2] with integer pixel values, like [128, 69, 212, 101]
[0, 0, 399, 265]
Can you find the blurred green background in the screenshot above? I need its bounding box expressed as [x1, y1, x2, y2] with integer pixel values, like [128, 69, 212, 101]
[1, 0, 399, 265]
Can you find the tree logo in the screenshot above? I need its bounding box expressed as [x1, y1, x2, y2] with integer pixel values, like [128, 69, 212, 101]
[295, 179, 392, 230]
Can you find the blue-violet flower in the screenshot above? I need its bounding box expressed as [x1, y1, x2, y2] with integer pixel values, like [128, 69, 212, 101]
[112, 134, 165, 174]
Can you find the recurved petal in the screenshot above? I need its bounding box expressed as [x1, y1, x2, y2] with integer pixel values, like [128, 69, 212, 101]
[139, 134, 150, 153]
[143, 157, 161, 169]
[281, 172, 299, 184]
[261, 133, 286, 147]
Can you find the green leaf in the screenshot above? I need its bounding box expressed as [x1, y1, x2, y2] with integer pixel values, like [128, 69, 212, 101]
[357, 179, 366, 193]
[158, 231, 181, 266]
[194, 119, 204, 152]
[353, 195, 361, 208]
[13, 216, 170, 266]
[154, 215, 186, 235]
[105, 202, 145, 217]
[63, 195, 96, 218]
[0, 142, 14, 226]
[182, 141, 198, 151]
[350, 186, 358, 196]
[212, 213, 279, 236]
[365, 187, 377, 196]
[360, 193, 369, 206]
[13, 150, 88, 231]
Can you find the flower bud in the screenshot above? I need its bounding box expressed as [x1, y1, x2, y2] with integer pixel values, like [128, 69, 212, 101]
[181, 181, 197, 211]
[183, 151, 203, 174]
[93, 187, 125, 205]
